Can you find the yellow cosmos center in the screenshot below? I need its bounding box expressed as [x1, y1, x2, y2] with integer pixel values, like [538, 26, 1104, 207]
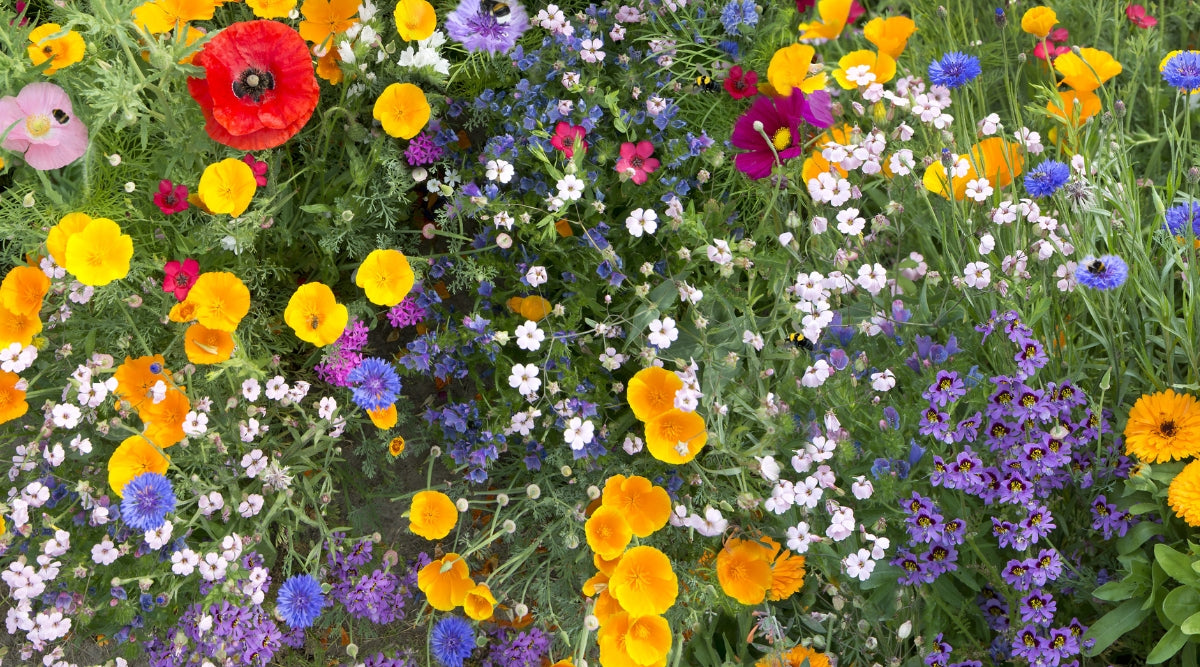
[772, 127, 792, 150]
[26, 114, 51, 138]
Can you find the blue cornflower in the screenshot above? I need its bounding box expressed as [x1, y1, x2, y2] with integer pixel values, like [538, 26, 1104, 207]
[740, 0, 759, 28]
[1164, 202, 1200, 236]
[719, 0, 743, 34]
[1075, 255, 1128, 290]
[928, 52, 982, 89]
[277, 574, 325, 629]
[120, 473, 175, 532]
[1161, 51, 1200, 93]
[347, 358, 402, 411]
[1024, 160, 1070, 197]
[430, 616, 475, 667]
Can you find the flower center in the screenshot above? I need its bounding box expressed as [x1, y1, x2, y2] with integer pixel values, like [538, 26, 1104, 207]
[631, 156, 644, 169]
[1160, 420, 1178, 437]
[771, 127, 792, 150]
[233, 68, 275, 103]
[25, 114, 51, 138]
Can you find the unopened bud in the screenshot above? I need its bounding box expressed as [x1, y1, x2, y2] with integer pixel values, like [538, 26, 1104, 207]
[1187, 167, 1200, 184]
[993, 8, 1006, 29]
[456, 498, 469, 512]
[1114, 100, 1126, 118]
[526, 484, 541, 499]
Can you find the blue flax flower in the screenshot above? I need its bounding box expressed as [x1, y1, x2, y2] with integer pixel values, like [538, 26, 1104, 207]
[1161, 51, 1200, 93]
[120, 472, 175, 531]
[1164, 202, 1200, 236]
[347, 358, 402, 411]
[430, 616, 475, 667]
[1024, 160, 1070, 197]
[928, 52, 981, 89]
[277, 574, 325, 629]
[1075, 255, 1128, 290]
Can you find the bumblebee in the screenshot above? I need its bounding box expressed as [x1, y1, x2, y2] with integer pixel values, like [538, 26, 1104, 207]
[1086, 258, 1105, 274]
[52, 109, 69, 124]
[786, 332, 814, 351]
[489, 1, 512, 22]
[694, 73, 717, 92]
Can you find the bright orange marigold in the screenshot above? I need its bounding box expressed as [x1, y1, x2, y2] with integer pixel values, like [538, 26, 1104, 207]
[1124, 390, 1200, 463]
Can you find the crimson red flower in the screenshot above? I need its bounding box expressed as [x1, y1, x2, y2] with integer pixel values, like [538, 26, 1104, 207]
[154, 179, 190, 215]
[1125, 5, 1157, 29]
[724, 66, 759, 100]
[163, 258, 200, 300]
[615, 141, 659, 185]
[550, 121, 587, 158]
[187, 21, 319, 150]
[1033, 28, 1070, 61]
[242, 153, 269, 186]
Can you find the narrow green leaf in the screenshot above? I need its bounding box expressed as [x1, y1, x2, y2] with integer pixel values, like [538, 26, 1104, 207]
[1084, 598, 1152, 656]
[1147, 626, 1188, 664]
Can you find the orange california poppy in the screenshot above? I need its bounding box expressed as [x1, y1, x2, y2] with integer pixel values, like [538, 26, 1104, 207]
[593, 587, 624, 628]
[284, 282, 348, 347]
[186, 272, 251, 332]
[107, 435, 170, 496]
[862, 16, 916, 59]
[594, 551, 622, 576]
[27, 24, 86, 74]
[518, 295, 552, 322]
[626, 367, 683, 422]
[716, 538, 774, 605]
[0, 304, 42, 348]
[766, 43, 827, 98]
[644, 409, 708, 464]
[463, 583, 497, 621]
[761, 537, 807, 601]
[756, 646, 832, 667]
[598, 611, 637, 667]
[601, 474, 671, 538]
[367, 403, 398, 429]
[169, 300, 197, 323]
[246, 0, 297, 19]
[46, 212, 92, 267]
[923, 137, 1023, 200]
[1020, 7, 1057, 39]
[131, 0, 218, 34]
[355, 249, 415, 307]
[393, 0, 436, 41]
[832, 49, 896, 89]
[409, 489, 458, 539]
[608, 546, 678, 616]
[0, 266, 50, 316]
[197, 159, 257, 217]
[298, 0, 359, 46]
[141, 388, 190, 447]
[585, 506, 633, 559]
[1054, 48, 1122, 92]
[184, 323, 235, 364]
[316, 49, 343, 84]
[583, 570, 608, 597]
[0, 370, 29, 425]
[1048, 90, 1101, 127]
[798, 0, 854, 41]
[417, 553, 473, 611]
[624, 614, 672, 666]
[113, 355, 171, 412]
[373, 83, 432, 140]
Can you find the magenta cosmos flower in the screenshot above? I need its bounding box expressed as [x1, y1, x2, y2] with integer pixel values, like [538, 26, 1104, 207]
[162, 258, 200, 300]
[0, 82, 88, 170]
[615, 140, 659, 185]
[731, 88, 833, 180]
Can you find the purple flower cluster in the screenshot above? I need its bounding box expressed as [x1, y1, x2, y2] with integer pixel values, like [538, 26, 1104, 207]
[387, 296, 428, 328]
[405, 132, 445, 166]
[892, 492, 963, 585]
[143, 600, 299, 666]
[423, 401, 506, 482]
[316, 319, 370, 387]
[923, 633, 984, 667]
[1090, 494, 1132, 539]
[325, 533, 419, 625]
[479, 626, 552, 667]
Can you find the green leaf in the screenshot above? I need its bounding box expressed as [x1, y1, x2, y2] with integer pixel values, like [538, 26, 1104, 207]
[1093, 580, 1142, 602]
[1157, 544, 1200, 587]
[1181, 610, 1200, 635]
[1163, 586, 1200, 626]
[1084, 598, 1152, 656]
[1147, 625, 1188, 664]
[1129, 502, 1161, 515]
[1119, 521, 1165, 555]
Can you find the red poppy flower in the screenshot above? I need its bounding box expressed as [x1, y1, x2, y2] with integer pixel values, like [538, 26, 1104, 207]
[242, 153, 269, 186]
[163, 258, 200, 300]
[550, 121, 587, 158]
[1125, 5, 1156, 29]
[187, 20, 319, 150]
[154, 179, 190, 215]
[724, 66, 759, 100]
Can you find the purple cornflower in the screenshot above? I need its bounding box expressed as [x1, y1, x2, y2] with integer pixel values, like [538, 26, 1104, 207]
[277, 575, 325, 629]
[445, 0, 529, 54]
[1025, 159, 1070, 197]
[1161, 51, 1200, 93]
[1075, 255, 1128, 290]
[923, 370, 967, 407]
[430, 616, 475, 667]
[347, 358, 403, 411]
[405, 132, 445, 166]
[120, 473, 175, 531]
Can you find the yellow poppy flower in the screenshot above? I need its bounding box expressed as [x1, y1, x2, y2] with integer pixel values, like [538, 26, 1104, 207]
[367, 403, 398, 429]
[27, 24, 86, 74]
[832, 50, 896, 89]
[394, 0, 436, 41]
[0, 370, 30, 425]
[198, 159, 257, 217]
[798, 0, 854, 41]
[0, 266, 50, 316]
[923, 137, 1023, 201]
[186, 272, 251, 332]
[767, 44, 828, 98]
[46, 212, 92, 267]
[626, 367, 683, 422]
[1054, 48, 1122, 93]
[184, 323, 235, 364]
[169, 300, 197, 323]
[1047, 90, 1101, 127]
[284, 282, 348, 347]
[388, 436, 406, 456]
[463, 583, 497, 621]
[1020, 7, 1057, 39]
[131, 0, 218, 34]
[644, 409, 708, 464]
[62, 218, 133, 287]
[624, 614, 672, 666]
[417, 553, 473, 610]
[601, 474, 671, 538]
[0, 305, 41, 348]
[373, 83, 431, 140]
[316, 49, 344, 85]
[356, 249, 415, 307]
[108, 435, 170, 497]
[246, 0, 297, 18]
[299, 0, 360, 46]
[862, 16, 916, 59]
[608, 546, 678, 616]
[585, 506, 633, 559]
[408, 489, 458, 539]
[716, 538, 774, 605]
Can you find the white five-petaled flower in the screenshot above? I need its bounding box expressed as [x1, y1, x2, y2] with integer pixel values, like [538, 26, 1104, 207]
[580, 38, 605, 63]
[241, 378, 261, 402]
[965, 178, 993, 202]
[556, 174, 585, 201]
[836, 207, 865, 235]
[486, 159, 514, 183]
[625, 208, 658, 237]
[50, 404, 81, 430]
[526, 266, 549, 287]
[182, 411, 208, 436]
[684, 506, 728, 537]
[647, 317, 679, 349]
[563, 417, 595, 450]
[264, 376, 289, 401]
[870, 369, 896, 391]
[844, 548, 876, 581]
[706, 239, 733, 265]
[963, 261, 991, 289]
[508, 363, 541, 397]
[515, 320, 546, 351]
[801, 359, 831, 388]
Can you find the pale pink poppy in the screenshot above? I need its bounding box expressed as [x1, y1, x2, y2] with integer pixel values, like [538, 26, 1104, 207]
[0, 82, 88, 170]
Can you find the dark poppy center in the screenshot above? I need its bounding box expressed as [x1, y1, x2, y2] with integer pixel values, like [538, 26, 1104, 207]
[172, 273, 191, 288]
[631, 156, 644, 169]
[233, 68, 275, 102]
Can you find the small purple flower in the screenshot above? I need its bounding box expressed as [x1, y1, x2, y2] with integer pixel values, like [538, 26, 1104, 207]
[1019, 590, 1057, 624]
[893, 549, 933, 585]
[907, 511, 945, 544]
[993, 518, 1021, 549]
[1013, 339, 1049, 379]
[445, 0, 530, 54]
[923, 370, 967, 407]
[918, 406, 953, 440]
[921, 543, 958, 577]
[1002, 559, 1034, 591]
[924, 633, 952, 666]
[1091, 494, 1131, 539]
[1011, 626, 1044, 661]
[952, 412, 982, 443]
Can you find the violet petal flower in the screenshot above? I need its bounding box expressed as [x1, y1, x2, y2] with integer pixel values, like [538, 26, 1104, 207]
[445, 0, 529, 54]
